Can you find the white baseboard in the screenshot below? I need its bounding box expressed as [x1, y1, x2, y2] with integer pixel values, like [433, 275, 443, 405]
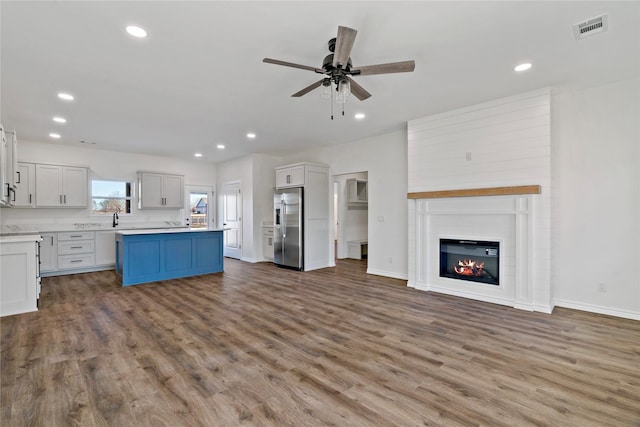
[410, 282, 553, 314]
[366, 268, 408, 281]
[554, 299, 640, 321]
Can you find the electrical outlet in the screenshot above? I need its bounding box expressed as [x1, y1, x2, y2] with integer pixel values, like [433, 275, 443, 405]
[597, 282, 607, 293]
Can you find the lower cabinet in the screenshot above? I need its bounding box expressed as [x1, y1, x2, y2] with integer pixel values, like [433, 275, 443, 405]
[57, 232, 95, 271]
[95, 231, 116, 266]
[40, 230, 116, 276]
[263, 226, 274, 261]
[1, 237, 40, 317]
[39, 233, 58, 272]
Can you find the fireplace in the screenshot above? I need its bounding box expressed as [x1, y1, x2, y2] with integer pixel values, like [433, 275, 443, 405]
[439, 239, 500, 286]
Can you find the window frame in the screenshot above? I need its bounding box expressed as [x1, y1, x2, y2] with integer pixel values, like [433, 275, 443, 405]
[90, 179, 135, 216]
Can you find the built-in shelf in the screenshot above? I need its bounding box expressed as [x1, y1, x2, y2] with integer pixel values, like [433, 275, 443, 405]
[347, 179, 368, 203]
[407, 185, 541, 199]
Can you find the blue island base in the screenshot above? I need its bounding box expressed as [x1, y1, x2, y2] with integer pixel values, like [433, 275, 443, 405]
[115, 229, 223, 286]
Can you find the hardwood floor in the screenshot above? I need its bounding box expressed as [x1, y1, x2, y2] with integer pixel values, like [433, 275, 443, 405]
[2, 258, 639, 426]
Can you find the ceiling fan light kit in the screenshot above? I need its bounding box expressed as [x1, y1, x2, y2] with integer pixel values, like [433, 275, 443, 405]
[264, 25, 415, 119]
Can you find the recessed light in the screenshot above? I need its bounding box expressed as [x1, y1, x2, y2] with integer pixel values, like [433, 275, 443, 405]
[194, 153, 203, 158]
[126, 25, 147, 38]
[57, 92, 74, 101]
[354, 113, 365, 120]
[217, 144, 225, 149]
[514, 63, 532, 72]
[53, 117, 67, 123]
[49, 133, 61, 139]
[246, 132, 256, 139]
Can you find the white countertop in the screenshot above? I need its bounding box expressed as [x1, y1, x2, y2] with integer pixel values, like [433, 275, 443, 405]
[0, 234, 43, 243]
[115, 228, 223, 236]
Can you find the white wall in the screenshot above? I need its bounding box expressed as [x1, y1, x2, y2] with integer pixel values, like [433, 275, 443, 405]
[280, 129, 408, 280]
[407, 89, 552, 312]
[1, 140, 216, 228]
[252, 153, 279, 260]
[552, 78, 640, 318]
[216, 155, 253, 260]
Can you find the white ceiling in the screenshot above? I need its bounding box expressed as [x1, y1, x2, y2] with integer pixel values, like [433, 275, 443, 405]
[1, 1, 638, 163]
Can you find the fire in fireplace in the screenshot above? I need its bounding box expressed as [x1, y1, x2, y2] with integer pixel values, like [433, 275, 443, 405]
[440, 239, 499, 285]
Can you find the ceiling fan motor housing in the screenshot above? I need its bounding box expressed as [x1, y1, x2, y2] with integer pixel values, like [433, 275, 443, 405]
[323, 54, 352, 72]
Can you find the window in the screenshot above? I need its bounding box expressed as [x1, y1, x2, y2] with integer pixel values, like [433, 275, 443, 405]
[91, 180, 133, 214]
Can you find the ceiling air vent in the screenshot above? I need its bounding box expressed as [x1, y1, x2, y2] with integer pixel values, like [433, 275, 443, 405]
[573, 14, 608, 40]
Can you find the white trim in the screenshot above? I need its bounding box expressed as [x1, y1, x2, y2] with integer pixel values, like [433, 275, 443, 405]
[555, 299, 640, 321]
[367, 268, 408, 281]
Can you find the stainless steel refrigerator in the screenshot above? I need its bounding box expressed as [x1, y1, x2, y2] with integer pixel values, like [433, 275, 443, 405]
[273, 187, 303, 270]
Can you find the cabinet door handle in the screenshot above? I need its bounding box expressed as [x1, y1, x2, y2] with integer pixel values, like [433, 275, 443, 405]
[60, 194, 63, 204]
[70, 246, 82, 249]
[4, 183, 9, 198]
[16, 171, 20, 184]
[51, 236, 54, 245]
[64, 195, 67, 204]
[70, 259, 82, 263]
[29, 194, 32, 204]
[10, 188, 15, 202]
[70, 235, 82, 238]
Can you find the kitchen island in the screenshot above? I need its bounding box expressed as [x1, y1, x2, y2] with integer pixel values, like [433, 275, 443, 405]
[115, 228, 223, 286]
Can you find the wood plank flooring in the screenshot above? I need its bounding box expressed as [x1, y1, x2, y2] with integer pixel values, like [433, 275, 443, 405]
[2, 258, 639, 426]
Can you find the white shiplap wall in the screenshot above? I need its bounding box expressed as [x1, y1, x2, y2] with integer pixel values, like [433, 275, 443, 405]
[407, 88, 552, 312]
[408, 88, 551, 193]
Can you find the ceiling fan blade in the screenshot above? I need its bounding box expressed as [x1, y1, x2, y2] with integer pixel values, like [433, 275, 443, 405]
[332, 26, 357, 69]
[351, 60, 416, 76]
[292, 79, 324, 97]
[263, 58, 324, 74]
[348, 77, 372, 101]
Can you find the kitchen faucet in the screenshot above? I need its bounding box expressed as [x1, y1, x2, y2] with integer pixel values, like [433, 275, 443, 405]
[112, 211, 119, 227]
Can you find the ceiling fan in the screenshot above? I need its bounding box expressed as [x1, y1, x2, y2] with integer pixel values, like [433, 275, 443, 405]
[263, 26, 415, 106]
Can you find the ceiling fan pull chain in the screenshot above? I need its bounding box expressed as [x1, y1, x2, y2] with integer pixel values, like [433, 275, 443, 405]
[331, 85, 334, 120]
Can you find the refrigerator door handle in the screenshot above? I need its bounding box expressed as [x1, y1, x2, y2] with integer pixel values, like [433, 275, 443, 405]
[281, 201, 286, 238]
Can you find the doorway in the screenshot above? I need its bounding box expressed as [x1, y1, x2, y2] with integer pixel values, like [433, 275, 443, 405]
[332, 172, 368, 262]
[184, 185, 214, 229]
[222, 182, 242, 259]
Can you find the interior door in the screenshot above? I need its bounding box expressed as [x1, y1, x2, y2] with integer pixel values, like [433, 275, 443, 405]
[222, 182, 242, 259]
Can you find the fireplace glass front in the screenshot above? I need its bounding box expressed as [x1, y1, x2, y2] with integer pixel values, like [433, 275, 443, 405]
[439, 239, 499, 285]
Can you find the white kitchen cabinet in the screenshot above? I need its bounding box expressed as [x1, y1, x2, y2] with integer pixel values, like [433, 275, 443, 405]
[138, 172, 184, 209]
[347, 179, 368, 203]
[0, 125, 8, 206]
[262, 226, 274, 261]
[1, 236, 41, 317]
[35, 164, 88, 207]
[95, 230, 116, 266]
[275, 165, 305, 188]
[39, 233, 58, 272]
[57, 232, 95, 271]
[14, 162, 35, 207]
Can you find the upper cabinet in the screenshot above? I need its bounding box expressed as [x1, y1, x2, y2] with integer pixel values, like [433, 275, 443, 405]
[347, 179, 368, 203]
[0, 125, 18, 207]
[35, 164, 88, 208]
[14, 162, 35, 207]
[138, 172, 184, 209]
[0, 125, 8, 206]
[275, 165, 305, 188]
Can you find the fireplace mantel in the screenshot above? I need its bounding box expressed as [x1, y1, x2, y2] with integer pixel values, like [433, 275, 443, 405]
[407, 185, 541, 200]
[407, 191, 552, 313]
